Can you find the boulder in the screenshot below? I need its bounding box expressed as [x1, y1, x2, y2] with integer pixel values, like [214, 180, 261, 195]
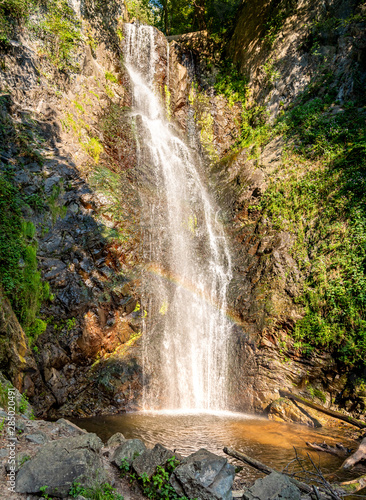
[56, 418, 87, 435]
[170, 448, 235, 500]
[242, 472, 301, 500]
[25, 431, 49, 445]
[15, 433, 106, 498]
[268, 399, 321, 428]
[113, 438, 146, 467]
[106, 432, 126, 448]
[132, 443, 175, 478]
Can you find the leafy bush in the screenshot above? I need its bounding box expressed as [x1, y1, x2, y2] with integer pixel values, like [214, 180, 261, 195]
[118, 455, 192, 500]
[0, 174, 48, 340]
[214, 61, 248, 104]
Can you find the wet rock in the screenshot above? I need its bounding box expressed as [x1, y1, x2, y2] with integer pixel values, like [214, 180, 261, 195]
[170, 448, 235, 500]
[15, 433, 106, 497]
[132, 443, 175, 478]
[268, 399, 322, 427]
[242, 472, 301, 500]
[113, 438, 146, 467]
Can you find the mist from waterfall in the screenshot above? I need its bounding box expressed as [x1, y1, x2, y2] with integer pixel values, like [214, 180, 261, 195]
[124, 23, 233, 412]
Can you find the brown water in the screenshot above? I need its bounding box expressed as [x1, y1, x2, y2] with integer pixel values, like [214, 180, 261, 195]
[73, 410, 359, 487]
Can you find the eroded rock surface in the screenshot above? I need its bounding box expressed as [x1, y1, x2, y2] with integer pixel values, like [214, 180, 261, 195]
[242, 472, 301, 500]
[15, 433, 106, 497]
[170, 448, 235, 500]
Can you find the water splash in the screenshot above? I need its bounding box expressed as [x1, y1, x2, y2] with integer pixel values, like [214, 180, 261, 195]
[124, 23, 232, 411]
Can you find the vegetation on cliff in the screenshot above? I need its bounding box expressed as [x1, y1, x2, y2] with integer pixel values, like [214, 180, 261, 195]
[126, 0, 241, 36]
[0, 98, 50, 342]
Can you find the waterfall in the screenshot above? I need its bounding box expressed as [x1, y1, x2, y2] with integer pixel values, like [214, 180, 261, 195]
[124, 23, 233, 412]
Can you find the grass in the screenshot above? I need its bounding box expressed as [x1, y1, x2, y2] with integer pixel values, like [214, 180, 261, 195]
[69, 481, 123, 500]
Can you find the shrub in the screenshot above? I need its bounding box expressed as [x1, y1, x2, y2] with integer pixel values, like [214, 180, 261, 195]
[0, 174, 48, 339]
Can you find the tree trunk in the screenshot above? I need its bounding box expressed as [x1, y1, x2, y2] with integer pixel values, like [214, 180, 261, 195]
[279, 390, 366, 429]
[306, 441, 351, 457]
[337, 474, 366, 494]
[341, 437, 366, 469]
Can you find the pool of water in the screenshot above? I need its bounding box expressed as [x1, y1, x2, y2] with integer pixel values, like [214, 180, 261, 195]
[73, 410, 358, 487]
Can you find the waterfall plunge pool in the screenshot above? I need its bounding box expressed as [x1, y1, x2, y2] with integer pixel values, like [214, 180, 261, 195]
[73, 411, 357, 487]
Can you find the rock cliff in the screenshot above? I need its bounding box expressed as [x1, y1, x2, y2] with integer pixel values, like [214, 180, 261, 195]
[0, 0, 365, 420]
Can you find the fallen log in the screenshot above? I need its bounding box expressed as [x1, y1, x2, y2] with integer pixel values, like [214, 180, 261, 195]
[336, 473, 366, 494]
[306, 441, 351, 457]
[223, 446, 312, 494]
[279, 390, 366, 429]
[341, 437, 366, 469]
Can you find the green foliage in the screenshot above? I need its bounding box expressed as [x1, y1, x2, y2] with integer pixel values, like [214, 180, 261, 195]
[48, 183, 67, 224]
[19, 454, 31, 466]
[105, 71, 118, 84]
[69, 481, 124, 500]
[18, 392, 29, 413]
[0, 0, 37, 46]
[262, 0, 297, 47]
[307, 385, 326, 404]
[83, 137, 103, 163]
[0, 378, 12, 410]
[30, 0, 82, 72]
[258, 72, 366, 367]
[66, 317, 77, 331]
[119, 458, 130, 476]
[150, 0, 241, 36]
[0, 174, 48, 340]
[126, 0, 155, 24]
[214, 61, 248, 104]
[39, 485, 51, 500]
[262, 58, 280, 85]
[119, 455, 192, 500]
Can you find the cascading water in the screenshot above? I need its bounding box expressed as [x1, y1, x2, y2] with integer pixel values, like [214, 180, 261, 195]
[124, 23, 233, 412]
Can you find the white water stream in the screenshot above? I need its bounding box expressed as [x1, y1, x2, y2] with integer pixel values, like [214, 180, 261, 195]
[124, 23, 233, 411]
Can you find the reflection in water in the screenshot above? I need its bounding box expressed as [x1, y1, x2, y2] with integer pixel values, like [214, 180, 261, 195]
[73, 412, 356, 484]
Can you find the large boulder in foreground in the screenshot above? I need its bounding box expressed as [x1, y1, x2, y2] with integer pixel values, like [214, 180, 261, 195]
[170, 448, 235, 500]
[15, 433, 106, 497]
[242, 472, 301, 500]
[113, 438, 146, 467]
[132, 443, 175, 478]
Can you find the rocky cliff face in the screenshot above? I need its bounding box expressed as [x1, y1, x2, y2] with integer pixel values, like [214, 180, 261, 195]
[0, 0, 145, 417]
[0, 0, 365, 420]
[173, 0, 366, 416]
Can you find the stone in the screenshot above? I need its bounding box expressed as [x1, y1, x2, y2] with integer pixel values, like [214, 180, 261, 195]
[242, 472, 301, 500]
[106, 432, 126, 448]
[56, 418, 87, 435]
[170, 448, 235, 500]
[15, 433, 106, 498]
[132, 443, 174, 478]
[268, 399, 321, 428]
[5, 452, 31, 473]
[25, 431, 49, 445]
[113, 438, 146, 467]
[44, 175, 62, 195]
